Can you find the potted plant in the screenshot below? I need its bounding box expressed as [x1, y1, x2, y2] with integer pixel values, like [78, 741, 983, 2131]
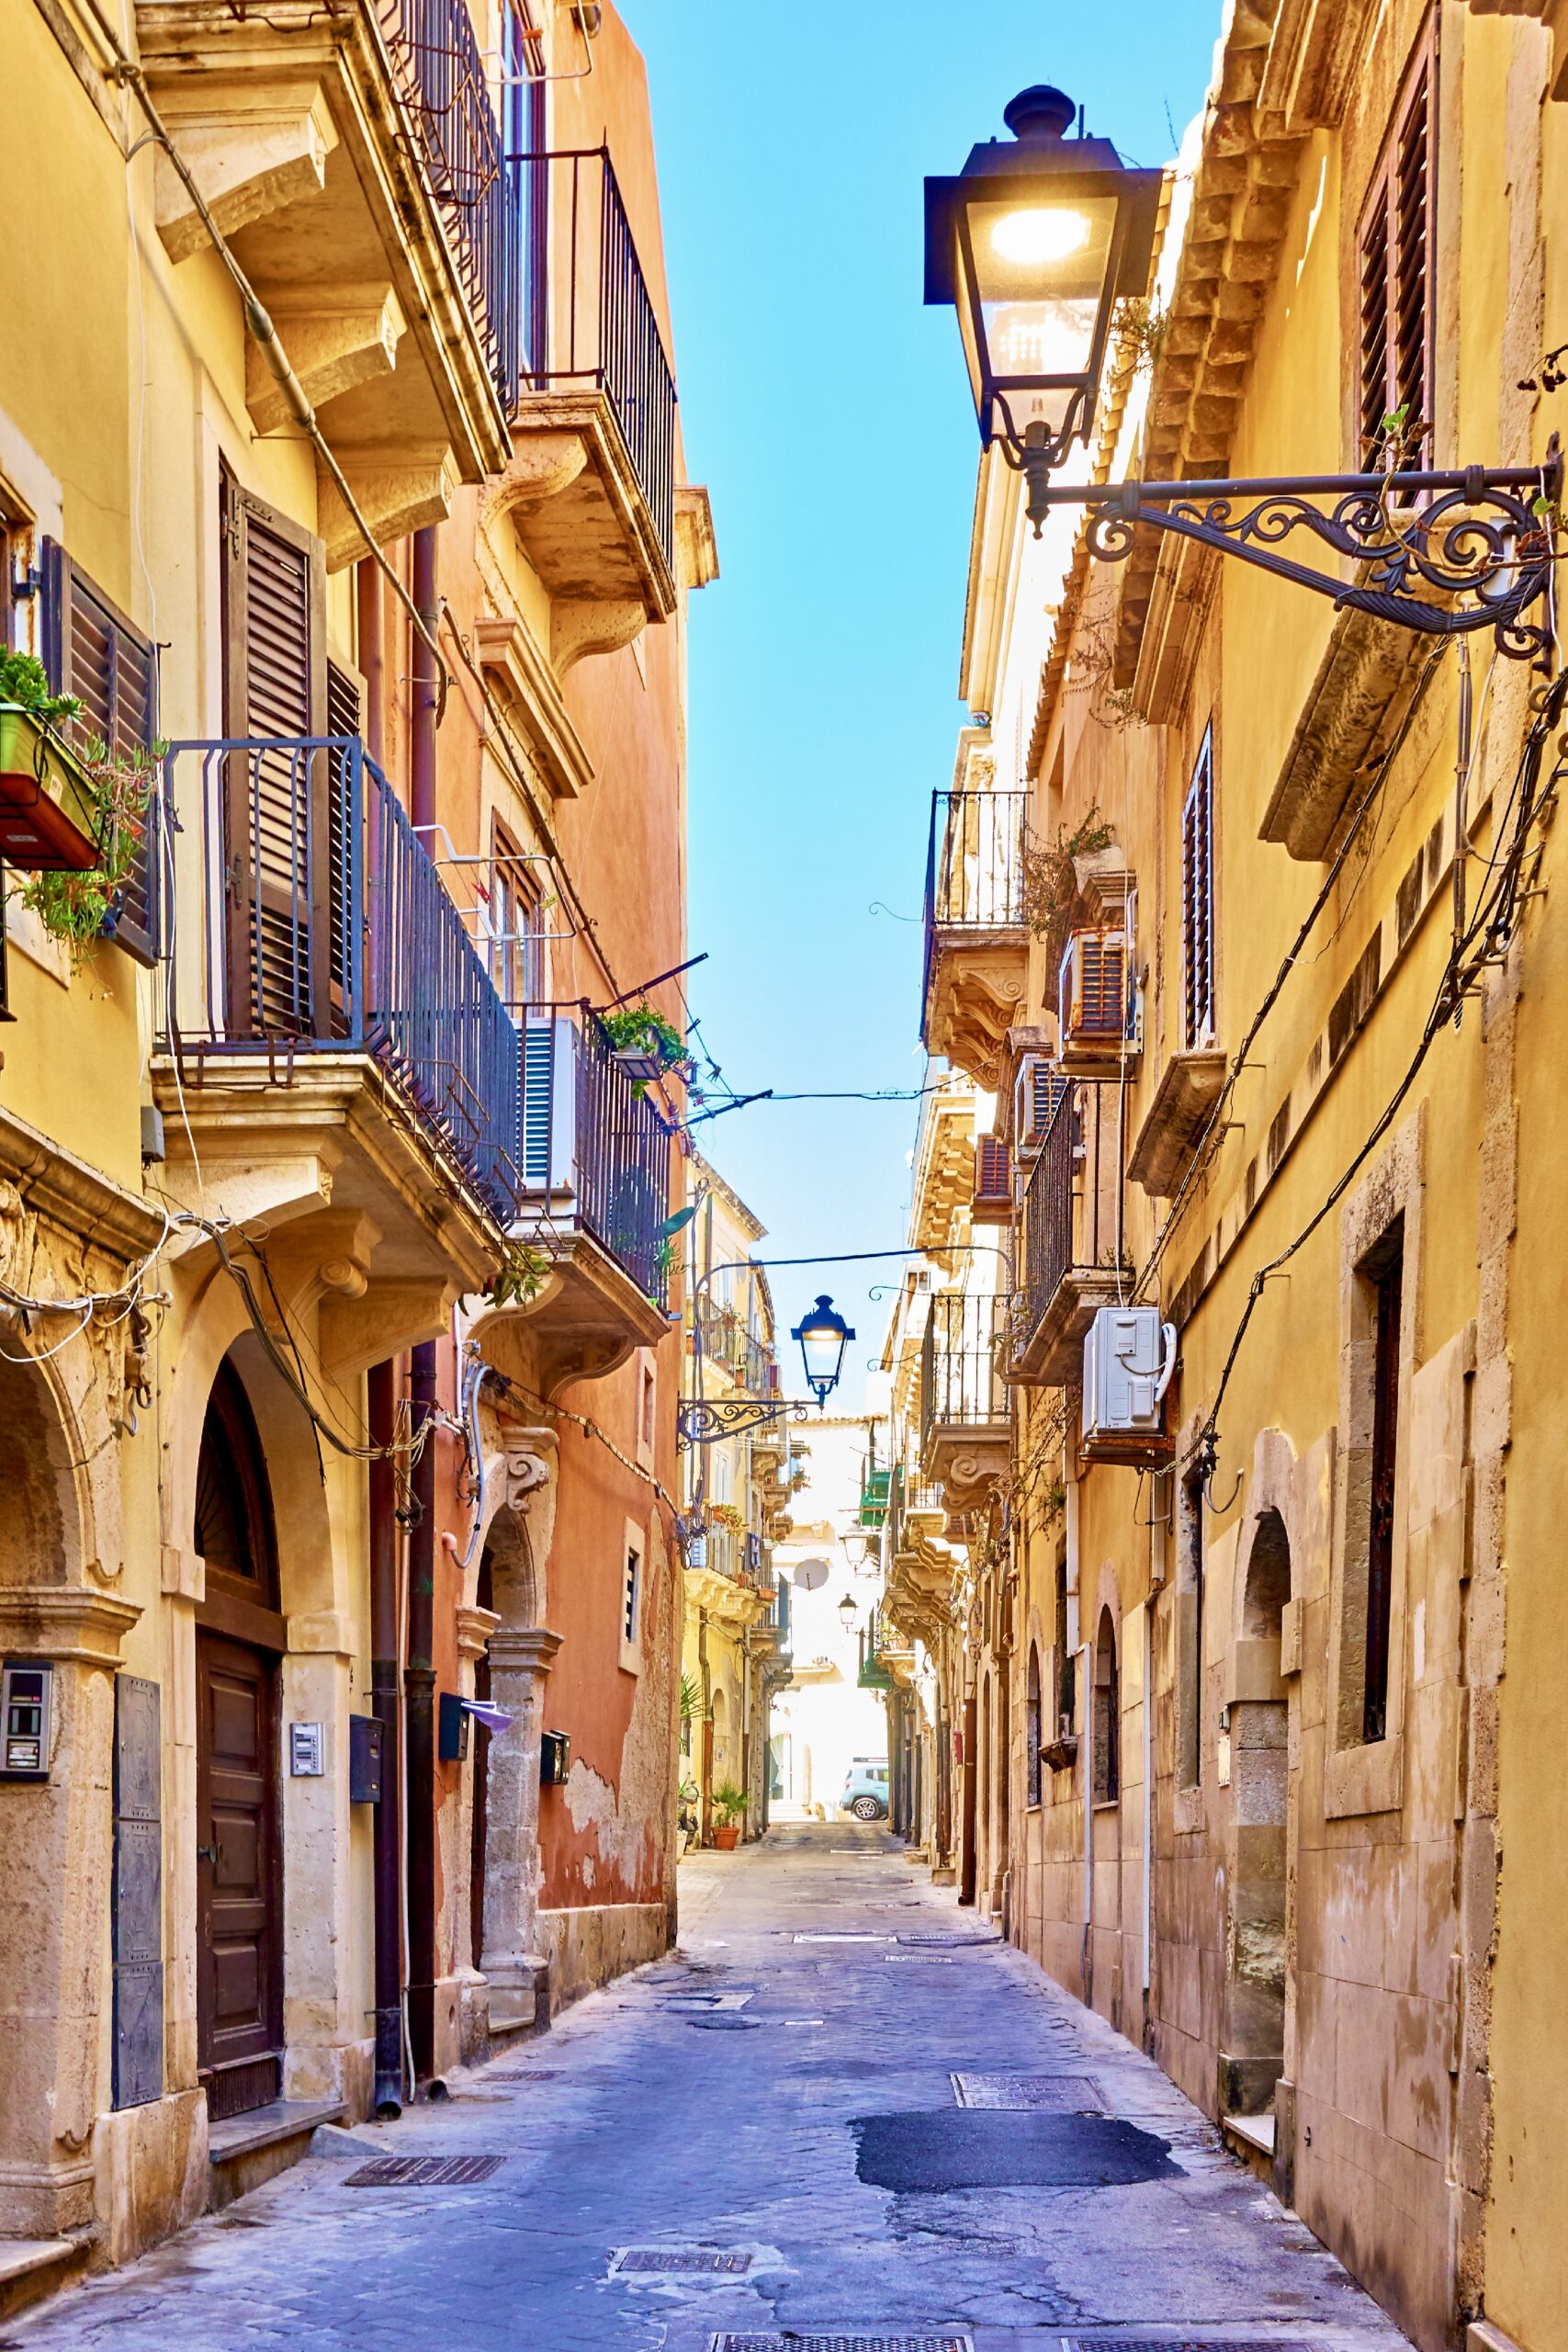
[600, 1001, 689, 1090]
[0, 652, 107, 874]
[675, 1776, 700, 1857]
[710, 1781, 747, 1850]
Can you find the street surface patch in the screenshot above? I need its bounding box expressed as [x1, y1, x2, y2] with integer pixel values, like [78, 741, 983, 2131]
[794, 1932, 894, 1942]
[711, 2338, 972, 2351]
[951, 2072, 1107, 2112]
[345, 2155, 504, 2187]
[1055, 2341, 1319, 2351]
[611, 2247, 752, 2275]
[852, 2111, 1178, 2191]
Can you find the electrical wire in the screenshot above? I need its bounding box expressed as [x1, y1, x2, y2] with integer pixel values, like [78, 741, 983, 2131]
[1195, 668, 1568, 1488]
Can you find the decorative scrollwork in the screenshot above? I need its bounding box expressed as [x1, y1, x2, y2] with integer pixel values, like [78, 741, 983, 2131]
[1032, 452, 1562, 662]
[677, 1396, 805, 1446]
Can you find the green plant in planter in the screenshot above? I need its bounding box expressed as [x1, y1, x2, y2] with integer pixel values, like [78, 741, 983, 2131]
[602, 1001, 686, 1064]
[710, 1781, 748, 1828]
[488, 1238, 548, 1310]
[708, 1500, 746, 1536]
[15, 741, 160, 972]
[0, 651, 81, 729]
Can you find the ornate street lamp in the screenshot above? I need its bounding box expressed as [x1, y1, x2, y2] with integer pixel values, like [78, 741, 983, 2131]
[838, 1592, 859, 1636]
[926, 86, 1561, 661]
[924, 84, 1160, 474]
[792, 1295, 854, 1410]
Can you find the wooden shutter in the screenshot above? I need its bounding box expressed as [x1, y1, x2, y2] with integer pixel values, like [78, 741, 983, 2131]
[1018, 1055, 1068, 1150]
[1182, 732, 1214, 1047]
[974, 1135, 1012, 1212]
[220, 477, 327, 1038]
[1358, 28, 1436, 462]
[40, 541, 160, 966]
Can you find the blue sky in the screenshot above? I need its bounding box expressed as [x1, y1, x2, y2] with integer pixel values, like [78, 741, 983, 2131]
[628, 3, 1220, 1405]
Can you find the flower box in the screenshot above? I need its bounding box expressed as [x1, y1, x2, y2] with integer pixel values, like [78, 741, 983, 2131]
[0, 707, 100, 871]
[613, 1046, 666, 1083]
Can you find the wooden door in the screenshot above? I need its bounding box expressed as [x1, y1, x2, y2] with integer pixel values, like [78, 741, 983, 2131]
[220, 472, 328, 1039]
[196, 1631, 282, 2120]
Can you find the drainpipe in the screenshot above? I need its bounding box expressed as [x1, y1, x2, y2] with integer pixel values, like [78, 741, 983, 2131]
[367, 1360, 403, 2115]
[405, 1341, 439, 2081]
[355, 559, 385, 763]
[411, 527, 439, 834]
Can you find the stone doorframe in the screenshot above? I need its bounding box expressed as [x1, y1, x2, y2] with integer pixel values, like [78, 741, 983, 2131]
[1231, 1421, 1336, 2208]
[468, 1426, 562, 2031]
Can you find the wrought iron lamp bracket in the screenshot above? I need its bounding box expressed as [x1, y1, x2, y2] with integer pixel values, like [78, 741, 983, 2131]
[677, 1396, 809, 1447]
[1022, 440, 1562, 664]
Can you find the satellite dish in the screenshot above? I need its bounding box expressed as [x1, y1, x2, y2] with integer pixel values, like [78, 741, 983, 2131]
[791, 1556, 829, 1592]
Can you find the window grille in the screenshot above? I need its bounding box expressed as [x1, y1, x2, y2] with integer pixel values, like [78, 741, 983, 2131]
[1358, 26, 1436, 462]
[1182, 729, 1215, 1048]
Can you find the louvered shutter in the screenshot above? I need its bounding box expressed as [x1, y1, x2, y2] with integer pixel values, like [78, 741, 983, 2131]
[325, 661, 363, 1041]
[1017, 1055, 1069, 1151]
[974, 1135, 1012, 1208]
[221, 481, 327, 1038]
[40, 542, 160, 966]
[519, 1013, 558, 1190]
[1358, 33, 1435, 462]
[1182, 734, 1214, 1047]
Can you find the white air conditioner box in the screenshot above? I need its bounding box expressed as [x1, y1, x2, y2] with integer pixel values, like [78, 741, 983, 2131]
[1082, 1306, 1177, 1442]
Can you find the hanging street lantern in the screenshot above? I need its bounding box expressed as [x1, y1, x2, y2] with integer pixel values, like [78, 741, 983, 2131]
[838, 1592, 859, 1636]
[791, 1295, 854, 1410]
[924, 85, 1560, 660]
[924, 85, 1161, 478]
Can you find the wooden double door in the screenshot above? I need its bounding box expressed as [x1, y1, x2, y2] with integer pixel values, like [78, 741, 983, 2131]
[196, 1630, 283, 2120]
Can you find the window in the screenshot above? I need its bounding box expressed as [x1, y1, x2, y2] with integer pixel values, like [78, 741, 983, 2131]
[1055, 1552, 1074, 1729]
[640, 1363, 656, 1450]
[1182, 729, 1215, 1047]
[623, 1546, 640, 1646]
[1093, 1608, 1120, 1805]
[40, 540, 160, 965]
[490, 821, 545, 1011]
[1025, 1644, 1043, 1807]
[502, 2, 548, 382]
[1361, 1225, 1404, 1743]
[1358, 27, 1436, 463]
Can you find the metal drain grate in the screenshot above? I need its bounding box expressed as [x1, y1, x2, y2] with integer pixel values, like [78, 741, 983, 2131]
[1056, 2340, 1319, 2351]
[614, 2247, 752, 2275]
[711, 2338, 972, 2351]
[794, 1932, 893, 1943]
[952, 2072, 1107, 2111]
[345, 2154, 504, 2187]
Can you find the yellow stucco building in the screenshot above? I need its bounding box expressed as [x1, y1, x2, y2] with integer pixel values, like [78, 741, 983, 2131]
[892, 9, 1568, 2350]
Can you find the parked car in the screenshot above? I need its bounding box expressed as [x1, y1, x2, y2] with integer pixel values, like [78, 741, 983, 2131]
[840, 1758, 890, 1821]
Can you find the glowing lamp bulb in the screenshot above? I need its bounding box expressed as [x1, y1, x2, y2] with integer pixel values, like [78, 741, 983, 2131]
[991, 207, 1090, 266]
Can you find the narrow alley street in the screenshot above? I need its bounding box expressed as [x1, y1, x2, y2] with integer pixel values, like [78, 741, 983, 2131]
[11, 1828, 1409, 2352]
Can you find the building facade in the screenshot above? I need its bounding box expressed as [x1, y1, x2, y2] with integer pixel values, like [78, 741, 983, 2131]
[0, 0, 707, 2301]
[888, 10, 1568, 2352]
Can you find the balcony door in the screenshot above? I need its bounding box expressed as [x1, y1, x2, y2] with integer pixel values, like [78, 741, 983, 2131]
[219, 473, 329, 1039]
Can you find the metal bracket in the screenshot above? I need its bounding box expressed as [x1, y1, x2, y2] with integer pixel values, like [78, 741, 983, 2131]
[677, 1396, 811, 1447]
[1025, 444, 1562, 662]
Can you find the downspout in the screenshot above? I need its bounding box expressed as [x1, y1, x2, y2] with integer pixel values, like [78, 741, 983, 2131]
[355, 559, 385, 764]
[368, 1360, 404, 2116]
[1068, 1470, 1092, 2000]
[1142, 1600, 1154, 2018]
[411, 528, 439, 834]
[405, 1341, 439, 2081]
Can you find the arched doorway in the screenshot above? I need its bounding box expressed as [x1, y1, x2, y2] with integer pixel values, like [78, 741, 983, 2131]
[470, 1500, 559, 2031]
[193, 1357, 284, 2120]
[1224, 1507, 1291, 2117]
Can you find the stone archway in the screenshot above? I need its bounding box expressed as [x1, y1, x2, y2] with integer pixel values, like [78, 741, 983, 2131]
[1222, 1503, 1292, 2119]
[473, 1436, 562, 2034]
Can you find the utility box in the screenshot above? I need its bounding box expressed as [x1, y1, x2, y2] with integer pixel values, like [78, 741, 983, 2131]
[540, 1729, 570, 1787]
[437, 1692, 469, 1763]
[1082, 1306, 1176, 1463]
[349, 1713, 383, 1804]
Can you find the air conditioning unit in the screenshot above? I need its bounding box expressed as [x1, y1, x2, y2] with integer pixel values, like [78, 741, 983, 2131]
[972, 1135, 1013, 1222]
[1015, 1054, 1069, 1155]
[1060, 930, 1132, 1058]
[1082, 1306, 1177, 1453]
[519, 1013, 579, 1194]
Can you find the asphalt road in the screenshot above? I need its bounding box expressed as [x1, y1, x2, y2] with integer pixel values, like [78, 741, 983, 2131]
[10, 1824, 1415, 2352]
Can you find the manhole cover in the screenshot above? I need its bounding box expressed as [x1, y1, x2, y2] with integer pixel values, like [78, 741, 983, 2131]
[345, 2155, 504, 2186]
[897, 1935, 1001, 1950]
[952, 2073, 1106, 2111]
[711, 2338, 972, 2351]
[613, 2248, 752, 2275]
[884, 1954, 954, 1964]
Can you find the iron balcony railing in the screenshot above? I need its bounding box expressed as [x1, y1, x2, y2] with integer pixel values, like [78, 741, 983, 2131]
[923, 786, 1029, 1024]
[694, 1299, 774, 1396]
[378, 0, 522, 413]
[1019, 1079, 1122, 1344]
[516, 1002, 673, 1305]
[506, 147, 677, 567]
[157, 738, 521, 1226]
[920, 1291, 1010, 1456]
